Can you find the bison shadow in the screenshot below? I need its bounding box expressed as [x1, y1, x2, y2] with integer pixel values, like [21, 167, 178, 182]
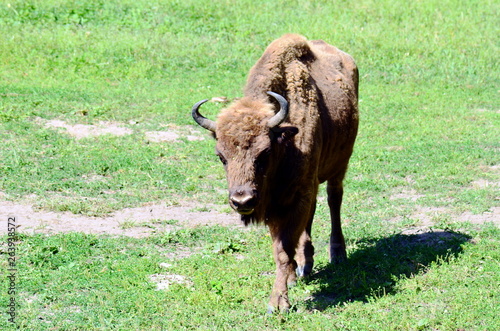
[304, 229, 471, 311]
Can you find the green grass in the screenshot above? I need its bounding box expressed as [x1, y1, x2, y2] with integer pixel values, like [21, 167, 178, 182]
[1, 0, 499, 329]
[2, 227, 499, 329]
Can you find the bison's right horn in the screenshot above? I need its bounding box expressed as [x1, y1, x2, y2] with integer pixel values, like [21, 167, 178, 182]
[191, 99, 216, 132]
[266, 92, 289, 128]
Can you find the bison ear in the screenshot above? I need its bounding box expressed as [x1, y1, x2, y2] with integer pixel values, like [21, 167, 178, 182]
[272, 126, 298, 144]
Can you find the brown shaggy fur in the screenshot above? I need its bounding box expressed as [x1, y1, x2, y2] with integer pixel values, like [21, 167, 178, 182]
[195, 34, 358, 312]
[216, 98, 275, 151]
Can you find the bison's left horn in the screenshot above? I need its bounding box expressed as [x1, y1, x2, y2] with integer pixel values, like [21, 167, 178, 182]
[266, 91, 289, 128]
[192, 99, 216, 132]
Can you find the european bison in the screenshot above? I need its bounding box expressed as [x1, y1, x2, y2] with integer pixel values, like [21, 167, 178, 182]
[192, 34, 358, 312]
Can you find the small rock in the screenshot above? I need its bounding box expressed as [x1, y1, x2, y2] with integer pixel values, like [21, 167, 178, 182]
[159, 263, 173, 269]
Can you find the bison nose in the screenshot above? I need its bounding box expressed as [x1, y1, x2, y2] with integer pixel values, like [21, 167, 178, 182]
[229, 189, 257, 215]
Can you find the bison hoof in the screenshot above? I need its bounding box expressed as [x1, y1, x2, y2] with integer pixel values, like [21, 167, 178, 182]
[329, 250, 347, 264]
[296, 264, 313, 277]
[267, 305, 290, 315]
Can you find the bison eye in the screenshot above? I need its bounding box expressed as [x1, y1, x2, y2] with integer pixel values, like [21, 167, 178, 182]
[255, 148, 271, 173]
[217, 153, 227, 166]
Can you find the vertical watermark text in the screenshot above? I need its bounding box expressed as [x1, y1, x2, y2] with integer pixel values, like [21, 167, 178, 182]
[6, 217, 17, 324]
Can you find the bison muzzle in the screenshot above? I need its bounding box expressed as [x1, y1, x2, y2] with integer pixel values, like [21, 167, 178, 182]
[191, 34, 359, 313]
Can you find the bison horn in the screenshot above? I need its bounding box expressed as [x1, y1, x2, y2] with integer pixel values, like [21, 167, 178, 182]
[191, 99, 216, 132]
[266, 91, 289, 128]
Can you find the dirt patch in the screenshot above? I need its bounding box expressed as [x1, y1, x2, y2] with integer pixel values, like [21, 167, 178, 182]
[391, 205, 500, 230]
[2, 193, 498, 238]
[145, 131, 181, 142]
[43, 119, 133, 139]
[409, 206, 450, 227]
[457, 207, 500, 225]
[471, 179, 500, 189]
[149, 261, 194, 291]
[0, 200, 241, 238]
[38, 117, 206, 142]
[145, 129, 204, 142]
[149, 273, 194, 291]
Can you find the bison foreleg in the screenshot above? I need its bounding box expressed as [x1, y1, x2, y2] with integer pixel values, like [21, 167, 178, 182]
[267, 227, 299, 313]
[327, 180, 347, 263]
[295, 201, 316, 277]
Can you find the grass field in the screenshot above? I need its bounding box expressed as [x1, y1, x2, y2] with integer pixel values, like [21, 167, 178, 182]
[1, 0, 499, 329]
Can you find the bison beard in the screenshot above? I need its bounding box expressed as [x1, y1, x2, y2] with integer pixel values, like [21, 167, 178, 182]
[240, 213, 255, 226]
[191, 34, 359, 313]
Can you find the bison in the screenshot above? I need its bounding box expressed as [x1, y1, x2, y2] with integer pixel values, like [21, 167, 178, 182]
[191, 34, 358, 312]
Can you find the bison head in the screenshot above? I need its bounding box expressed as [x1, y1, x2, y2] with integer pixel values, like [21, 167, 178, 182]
[192, 92, 298, 223]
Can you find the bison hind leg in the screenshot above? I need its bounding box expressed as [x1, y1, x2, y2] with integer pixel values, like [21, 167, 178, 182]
[327, 179, 347, 263]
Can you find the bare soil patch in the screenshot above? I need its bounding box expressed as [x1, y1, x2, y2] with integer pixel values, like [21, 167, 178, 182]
[145, 127, 205, 143]
[149, 273, 194, 291]
[457, 206, 500, 225]
[391, 205, 500, 235]
[38, 117, 206, 142]
[0, 200, 240, 237]
[43, 119, 133, 139]
[2, 197, 497, 239]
